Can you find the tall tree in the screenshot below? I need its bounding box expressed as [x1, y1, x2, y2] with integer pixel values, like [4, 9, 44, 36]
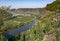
[0, 6, 11, 27]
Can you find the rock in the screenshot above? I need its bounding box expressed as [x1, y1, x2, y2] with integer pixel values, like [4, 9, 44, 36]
[42, 30, 57, 41]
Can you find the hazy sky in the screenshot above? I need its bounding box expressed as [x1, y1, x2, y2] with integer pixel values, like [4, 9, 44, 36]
[0, 0, 55, 8]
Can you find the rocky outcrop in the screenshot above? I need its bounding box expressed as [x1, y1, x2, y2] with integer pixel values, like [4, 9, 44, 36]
[42, 30, 57, 41]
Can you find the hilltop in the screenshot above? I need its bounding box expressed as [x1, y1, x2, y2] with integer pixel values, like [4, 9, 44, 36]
[45, 0, 60, 12]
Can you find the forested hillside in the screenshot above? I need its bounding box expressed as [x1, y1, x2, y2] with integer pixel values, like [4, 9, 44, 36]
[45, 0, 60, 12]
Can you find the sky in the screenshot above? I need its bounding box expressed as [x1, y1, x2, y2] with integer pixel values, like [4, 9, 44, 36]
[0, 0, 55, 8]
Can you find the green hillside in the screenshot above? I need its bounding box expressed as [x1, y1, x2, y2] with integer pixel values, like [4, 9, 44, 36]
[39, 0, 60, 41]
[45, 0, 60, 12]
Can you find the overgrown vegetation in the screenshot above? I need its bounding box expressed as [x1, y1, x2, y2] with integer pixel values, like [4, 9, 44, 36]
[0, 0, 60, 40]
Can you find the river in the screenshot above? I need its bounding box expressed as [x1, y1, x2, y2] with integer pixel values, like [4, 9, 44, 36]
[3, 19, 37, 39]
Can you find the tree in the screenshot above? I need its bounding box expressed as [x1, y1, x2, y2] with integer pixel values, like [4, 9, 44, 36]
[45, 0, 60, 12]
[0, 6, 11, 27]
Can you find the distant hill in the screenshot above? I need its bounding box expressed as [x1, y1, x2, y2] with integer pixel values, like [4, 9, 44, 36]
[10, 8, 44, 15]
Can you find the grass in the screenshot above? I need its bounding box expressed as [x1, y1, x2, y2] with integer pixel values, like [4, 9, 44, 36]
[0, 13, 59, 41]
[0, 11, 60, 41]
[0, 15, 35, 32]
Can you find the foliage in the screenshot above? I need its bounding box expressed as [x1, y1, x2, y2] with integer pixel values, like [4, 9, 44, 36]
[0, 2, 60, 41]
[45, 1, 60, 40]
[45, 0, 60, 12]
[0, 6, 12, 27]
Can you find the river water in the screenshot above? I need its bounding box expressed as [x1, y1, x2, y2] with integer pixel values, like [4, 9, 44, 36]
[3, 19, 37, 39]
